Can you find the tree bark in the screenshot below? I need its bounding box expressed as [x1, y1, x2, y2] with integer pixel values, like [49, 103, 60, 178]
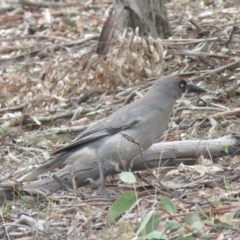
[113, 0, 172, 38]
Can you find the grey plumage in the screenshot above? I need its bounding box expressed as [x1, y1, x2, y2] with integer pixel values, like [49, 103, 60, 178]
[19, 76, 206, 194]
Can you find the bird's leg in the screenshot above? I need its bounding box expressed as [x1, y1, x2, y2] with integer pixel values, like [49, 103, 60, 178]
[70, 163, 78, 199]
[97, 159, 107, 197]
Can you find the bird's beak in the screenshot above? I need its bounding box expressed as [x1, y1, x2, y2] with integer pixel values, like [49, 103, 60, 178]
[187, 84, 206, 93]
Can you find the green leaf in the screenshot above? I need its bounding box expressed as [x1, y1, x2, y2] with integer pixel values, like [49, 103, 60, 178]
[136, 210, 154, 236]
[213, 218, 232, 228]
[69, 12, 77, 17]
[62, 18, 76, 28]
[183, 213, 203, 231]
[213, 219, 222, 224]
[184, 213, 200, 225]
[138, 231, 167, 240]
[202, 235, 212, 240]
[120, 172, 137, 184]
[165, 220, 181, 231]
[222, 145, 228, 154]
[136, 211, 161, 236]
[107, 191, 137, 221]
[175, 238, 195, 240]
[159, 196, 176, 213]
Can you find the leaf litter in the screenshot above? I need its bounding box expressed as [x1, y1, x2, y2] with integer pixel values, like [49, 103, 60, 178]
[1, 0, 240, 239]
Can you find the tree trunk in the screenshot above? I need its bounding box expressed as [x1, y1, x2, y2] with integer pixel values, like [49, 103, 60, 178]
[113, 0, 172, 38]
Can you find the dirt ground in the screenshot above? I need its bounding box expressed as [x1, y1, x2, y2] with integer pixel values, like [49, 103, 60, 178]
[1, 0, 240, 239]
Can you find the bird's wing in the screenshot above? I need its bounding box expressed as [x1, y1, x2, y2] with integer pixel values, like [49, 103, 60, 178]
[52, 119, 139, 155]
[53, 97, 150, 155]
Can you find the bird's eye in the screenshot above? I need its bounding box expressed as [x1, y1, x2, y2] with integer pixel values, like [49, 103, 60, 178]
[180, 82, 185, 88]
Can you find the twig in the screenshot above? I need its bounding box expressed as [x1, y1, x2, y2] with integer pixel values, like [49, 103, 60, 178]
[0, 7, 15, 14]
[124, 89, 140, 105]
[161, 38, 219, 44]
[0, 34, 99, 65]
[209, 108, 240, 118]
[122, 134, 197, 205]
[0, 34, 71, 42]
[177, 106, 225, 112]
[1, 107, 95, 127]
[1, 114, 30, 128]
[40, 125, 87, 135]
[52, 175, 73, 193]
[21, 0, 92, 9]
[190, 18, 203, 32]
[162, 202, 240, 220]
[78, 216, 94, 231]
[225, 14, 238, 47]
[191, 59, 240, 81]
[0, 102, 28, 113]
[168, 50, 229, 59]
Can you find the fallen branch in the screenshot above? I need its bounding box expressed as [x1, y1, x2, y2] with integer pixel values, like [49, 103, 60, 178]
[17, 134, 239, 196]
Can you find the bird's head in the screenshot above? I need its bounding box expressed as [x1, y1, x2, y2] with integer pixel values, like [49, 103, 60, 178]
[155, 76, 206, 99]
[178, 79, 206, 94]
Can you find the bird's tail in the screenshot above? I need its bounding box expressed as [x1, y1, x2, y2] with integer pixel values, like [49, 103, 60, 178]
[18, 154, 66, 182]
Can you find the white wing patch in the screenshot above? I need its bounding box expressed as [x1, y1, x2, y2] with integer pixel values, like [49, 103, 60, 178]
[65, 147, 97, 164]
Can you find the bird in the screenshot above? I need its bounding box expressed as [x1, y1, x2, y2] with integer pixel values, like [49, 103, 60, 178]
[19, 76, 206, 195]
